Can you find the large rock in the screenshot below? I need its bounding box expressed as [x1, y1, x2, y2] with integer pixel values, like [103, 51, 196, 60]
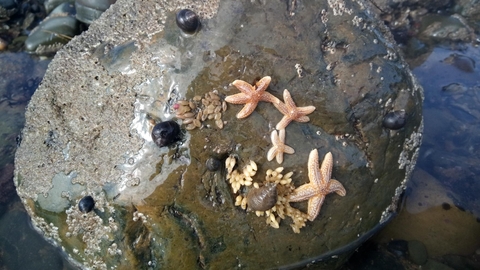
[14, 0, 423, 269]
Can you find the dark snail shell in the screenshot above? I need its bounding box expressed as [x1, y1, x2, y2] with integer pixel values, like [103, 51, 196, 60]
[78, 195, 95, 213]
[176, 9, 200, 34]
[382, 110, 406, 130]
[152, 120, 181, 148]
[246, 183, 278, 211]
[206, 157, 221, 171]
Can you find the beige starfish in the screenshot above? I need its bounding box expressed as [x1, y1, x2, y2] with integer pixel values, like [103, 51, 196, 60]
[289, 150, 346, 221]
[225, 76, 280, 118]
[267, 129, 295, 164]
[275, 89, 316, 130]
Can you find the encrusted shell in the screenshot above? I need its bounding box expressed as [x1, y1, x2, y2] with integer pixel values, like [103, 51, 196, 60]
[175, 9, 200, 34]
[382, 110, 406, 130]
[78, 195, 95, 213]
[246, 183, 278, 211]
[151, 120, 181, 147]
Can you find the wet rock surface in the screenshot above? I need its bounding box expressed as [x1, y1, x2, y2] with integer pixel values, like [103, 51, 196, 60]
[14, 0, 423, 269]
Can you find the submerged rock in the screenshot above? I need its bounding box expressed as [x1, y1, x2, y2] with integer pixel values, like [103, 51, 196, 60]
[24, 3, 80, 55]
[75, 0, 117, 24]
[408, 240, 428, 265]
[14, 0, 423, 269]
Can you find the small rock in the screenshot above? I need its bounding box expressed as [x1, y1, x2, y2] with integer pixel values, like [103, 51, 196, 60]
[205, 157, 221, 171]
[442, 54, 476, 73]
[408, 240, 428, 265]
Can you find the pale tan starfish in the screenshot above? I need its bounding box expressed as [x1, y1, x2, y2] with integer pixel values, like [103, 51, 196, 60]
[225, 76, 280, 118]
[275, 89, 316, 130]
[267, 129, 295, 164]
[289, 150, 346, 221]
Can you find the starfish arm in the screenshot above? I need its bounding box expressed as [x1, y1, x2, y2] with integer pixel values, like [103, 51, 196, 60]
[276, 116, 292, 130]
[289, 184, 317, 202]
[270, 97, 283, 109]
[267, 146, 277, 161]
[307, 195, 325, 221]
[236, 102, 258, 118]
[278, 129, 286, 142]
[308, 149, 323, 187]
[271, 129, 279, 143]
[232, 80, 255, 95]
[295, 116, 311, 123]
[276, 151, 284, 164]
[320, 152, 333, 186]
[255, 76, 271, 92]
[298, 106, 316, 115]
[225, 93, 250, 104]
[283, 145, 295, 154]
[273, 100, 289, 115]
[328, 179, 346, 196]
[283, 89, 296, 108]
[260, 92, 280, 103]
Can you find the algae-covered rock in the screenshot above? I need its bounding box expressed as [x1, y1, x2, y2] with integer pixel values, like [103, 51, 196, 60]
[14, 0, 423, 269]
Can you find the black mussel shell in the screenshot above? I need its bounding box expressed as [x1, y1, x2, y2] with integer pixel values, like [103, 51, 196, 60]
[176, 9, 200, 34]
[206, 157, 221, 171]
[78, 195, 95, 213]
[383, 110, 406, 130]
[246, 183, 278, 211]
[152, 120, 181, 147]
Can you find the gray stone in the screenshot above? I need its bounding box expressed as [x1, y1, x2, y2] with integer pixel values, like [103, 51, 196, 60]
[14, 0, 423, 269]
[408, 240, 428, 265]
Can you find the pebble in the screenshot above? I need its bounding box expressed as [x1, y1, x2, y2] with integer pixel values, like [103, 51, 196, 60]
[205, 157, 221, 171]
[443, 53, 476, 73]
[408, 240, 428, 265]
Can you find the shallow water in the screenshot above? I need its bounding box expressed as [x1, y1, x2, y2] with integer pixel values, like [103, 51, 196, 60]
[1, 8, 480, 270]
[368, 44, 480, 266]
[0, 53, 76, 269]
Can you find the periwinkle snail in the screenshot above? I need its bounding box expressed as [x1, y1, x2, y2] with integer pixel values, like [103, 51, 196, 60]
[246, 183, 278, 211]
[78, 195, 95, 213]
[176, 9, 200, 34]
[382, 110, 406, 130]
[152, 120, 181, 148]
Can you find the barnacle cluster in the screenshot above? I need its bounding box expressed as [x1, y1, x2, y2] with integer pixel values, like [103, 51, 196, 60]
[225, 155, 308, 233]
[175, 90, 227, 130]
[65, 204, 119, 265]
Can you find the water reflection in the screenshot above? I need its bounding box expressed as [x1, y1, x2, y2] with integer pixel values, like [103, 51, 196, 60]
[0, 52, 77, 269]
[345, 44, 480, 269]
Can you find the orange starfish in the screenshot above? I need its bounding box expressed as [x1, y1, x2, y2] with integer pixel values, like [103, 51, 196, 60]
[275, 89, 316, 130]
[225, 76, 280, 119]
[267, 129, 295, 164]
[289, 150, 346, 221]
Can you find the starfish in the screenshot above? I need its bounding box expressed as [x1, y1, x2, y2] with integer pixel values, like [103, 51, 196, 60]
[274, 89, 316, 130]
[267, 129, 295, 164]
[289, 150, 346, 221]
[225, 76, 280, 118]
